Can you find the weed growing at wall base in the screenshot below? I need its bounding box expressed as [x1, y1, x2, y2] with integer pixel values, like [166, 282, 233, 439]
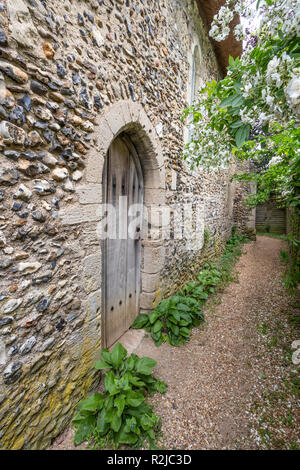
[72, 343, 167, 450]
[132, 228, 249, 347]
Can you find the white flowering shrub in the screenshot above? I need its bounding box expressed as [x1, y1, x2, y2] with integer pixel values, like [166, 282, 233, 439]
[182, 0, 300, 289]
[182, 0, 300, 198]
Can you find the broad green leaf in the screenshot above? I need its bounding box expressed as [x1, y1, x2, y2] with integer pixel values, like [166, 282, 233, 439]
[220, 94, 238, 107]
[168, 333, 181, 346]
[105, 408, 115, 423]
[132, 314, 149, 329]
[169, 309, 181, 321]
[151, 330, 162, 342]
[114, 394, 125, 417]
[104, 395, 114, 411]
[156, 299, 170, 313]
[111, 342, 127, 367]
[230, 120, 244, 129]
[115, 424, 138, 445]
[116, 372, 131, 391]
[72, 412, 86, 426]
[233, 82, 242, 92]
[128, 374, 145, 387]
[149, 310, 161, 324]
[125, 417, 140, 435]
[126, 402, 153, 418]
[179, 312, 192, 323]
[153, 319, 163, 333]
[155, 337, 164, 347]
[231, 95, 244, 107]
[97, 408, 109, 434]
[125, 355, 136, 370]
[104, 370, 118, 395]
[170, 324, 179, 336]
[94, 359, 112, 370]
[73, 415, 96, 445]
[235, 125, 251, 147]
[170, 295, 180, 306]
[141, 415, 152, 430]
[77, 393, 105, 412]
[125, 390, 145, 407]
[148, 428, 155, 440]
[168, 315, 179, 324]
[228, 55, 234, 66]
[180, 327, 190, 338]
[135, 357, 157, 375]
[177, 303, 190, 312]
[111, 413, 122, 432]
[101, 349, 112, 364]
[235, 124, 250, 147]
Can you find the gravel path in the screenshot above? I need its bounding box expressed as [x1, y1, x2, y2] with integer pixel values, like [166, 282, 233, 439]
[51, 236, 299, 450]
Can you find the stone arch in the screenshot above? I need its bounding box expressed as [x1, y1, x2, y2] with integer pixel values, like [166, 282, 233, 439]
[91, 100, 166, 343]
[93, 100, 165, 196]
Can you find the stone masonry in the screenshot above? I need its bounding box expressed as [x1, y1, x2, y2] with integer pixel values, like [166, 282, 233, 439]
[0, 0, 254, 449]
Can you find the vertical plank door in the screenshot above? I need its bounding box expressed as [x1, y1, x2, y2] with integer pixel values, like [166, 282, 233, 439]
[125, 139, 143, 330]
[104, 136, 143, 347]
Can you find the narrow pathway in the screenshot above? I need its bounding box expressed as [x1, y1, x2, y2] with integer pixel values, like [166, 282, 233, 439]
[51, 236, 299, 450]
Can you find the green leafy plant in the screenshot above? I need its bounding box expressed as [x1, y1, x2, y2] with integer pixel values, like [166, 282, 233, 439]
[72, 343, 167, 449]
[196, 263, 222, 294]
[179, 281, 209, 304]
[132, 295, 204, 347]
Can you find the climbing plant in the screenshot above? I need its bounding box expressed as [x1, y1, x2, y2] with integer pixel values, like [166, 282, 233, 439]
[182, 0, 300, 289]
[72, 343, 167, 449]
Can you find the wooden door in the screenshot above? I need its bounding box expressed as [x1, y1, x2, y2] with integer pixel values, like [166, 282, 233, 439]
[103, 135, 143, 347]
[256, 203, 286, 234]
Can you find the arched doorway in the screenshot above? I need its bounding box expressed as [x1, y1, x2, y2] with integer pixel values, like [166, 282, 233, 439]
[102, 133, 144, 347]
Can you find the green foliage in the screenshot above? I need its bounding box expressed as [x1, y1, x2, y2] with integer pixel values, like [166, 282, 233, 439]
[232, 124, 300, 211]
[132, 230, 248, 347]
[72, 343, 167, 449]
[282, 210, 300, 292]
[216, 231, 248, 285]
[132, 295, 205, 347]
[280, 250, 289, 265]
[181, 1, 300, 291]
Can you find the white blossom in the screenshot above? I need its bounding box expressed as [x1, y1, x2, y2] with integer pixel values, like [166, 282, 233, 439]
[234, 24, 244, 41]
[267, 156, 283, 168]
[286, 77, 300, 106]
[184, 0, 299, 172]
[267, 57, 280, 77]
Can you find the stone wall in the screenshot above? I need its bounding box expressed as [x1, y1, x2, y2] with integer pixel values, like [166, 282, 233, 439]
[232, 162, 256, 240]
[0, 0, 253, 449]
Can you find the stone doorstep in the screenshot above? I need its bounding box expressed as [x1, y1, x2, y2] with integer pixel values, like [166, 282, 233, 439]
[109, 328, 145, 356]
